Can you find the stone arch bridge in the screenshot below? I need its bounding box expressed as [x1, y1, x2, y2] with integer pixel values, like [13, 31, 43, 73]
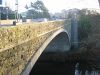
[0, 19, 78, 75]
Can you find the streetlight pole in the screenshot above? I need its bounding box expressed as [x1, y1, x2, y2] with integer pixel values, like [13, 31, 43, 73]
[15, 0, 18, 22]
[5, 2, 9, 20]
[0, 9, 1, 25]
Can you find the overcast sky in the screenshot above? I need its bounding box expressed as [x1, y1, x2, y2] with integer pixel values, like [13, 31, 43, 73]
[3, 0, 100, 13]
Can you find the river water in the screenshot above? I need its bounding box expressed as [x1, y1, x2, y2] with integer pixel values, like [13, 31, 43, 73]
[29, 52, 100, 75]
[30, 62, 100, 75]
[75, 70, 100, 75]
[75, 63, 100, 75]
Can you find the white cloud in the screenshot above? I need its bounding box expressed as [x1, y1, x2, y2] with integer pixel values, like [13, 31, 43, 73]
[43, 0, 100, 13]
[3, 0, 100, 13]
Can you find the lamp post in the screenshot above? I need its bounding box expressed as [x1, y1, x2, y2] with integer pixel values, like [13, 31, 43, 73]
[98, 0, 100, 6]
[15, 0, 18, 22]
[0, 9, 1, 25]
[6, 7, 9, 20]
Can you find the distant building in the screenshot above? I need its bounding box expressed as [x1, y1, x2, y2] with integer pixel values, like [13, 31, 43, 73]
[0, 7, 14, 14]
[0, 0, 14, 14]
[0, 0, 6, 7]
[0, 0, 2, 5]
[0, 0, 17, 20]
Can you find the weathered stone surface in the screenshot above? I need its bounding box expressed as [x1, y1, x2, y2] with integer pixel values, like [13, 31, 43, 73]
[0, 21, 64, 75]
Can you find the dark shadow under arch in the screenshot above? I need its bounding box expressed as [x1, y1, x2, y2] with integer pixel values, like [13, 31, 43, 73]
[30, 31, 71, 75]
[45, 32, 70, 52]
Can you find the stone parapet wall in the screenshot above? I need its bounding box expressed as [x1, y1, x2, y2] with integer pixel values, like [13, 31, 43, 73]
[0, 21, 64, 75]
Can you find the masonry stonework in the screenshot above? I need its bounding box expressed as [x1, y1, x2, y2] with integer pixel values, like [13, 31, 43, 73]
[0, 21, 64, 75]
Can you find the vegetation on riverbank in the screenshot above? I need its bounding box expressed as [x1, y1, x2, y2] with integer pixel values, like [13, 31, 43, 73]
[67, 9, 100, 73]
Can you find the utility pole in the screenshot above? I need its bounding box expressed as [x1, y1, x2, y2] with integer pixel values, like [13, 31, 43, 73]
[5, 2, 9, 20]
[6, 7, 9, 20]
[98, 0, 100, 6]
[0, 0, 2, 25]
[0, 9, 1, 25]
[15, 0, 18, 22]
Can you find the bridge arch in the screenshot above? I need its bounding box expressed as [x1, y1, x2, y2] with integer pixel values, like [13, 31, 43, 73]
[21, 29, 71, 75]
